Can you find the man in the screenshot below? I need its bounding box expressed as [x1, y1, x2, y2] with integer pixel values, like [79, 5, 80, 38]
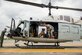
[46, 24, 54, 38]
[0, 28, 7, 47]
[39, 29, 46, 38]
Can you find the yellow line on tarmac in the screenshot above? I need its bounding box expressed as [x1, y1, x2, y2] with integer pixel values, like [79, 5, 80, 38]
[0, 49, 82, 52]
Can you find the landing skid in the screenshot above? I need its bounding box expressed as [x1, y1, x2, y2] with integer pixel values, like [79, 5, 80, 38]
[15, 40, 34, 47]
[15, 42, 60, 48]
[54, 42, 60, 46]
[24, 41, 34, 46]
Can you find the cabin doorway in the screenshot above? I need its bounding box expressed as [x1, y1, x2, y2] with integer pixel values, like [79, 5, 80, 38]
[29, 21, 58, 39]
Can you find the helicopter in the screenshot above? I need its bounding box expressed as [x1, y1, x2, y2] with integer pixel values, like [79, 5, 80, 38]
[4, 0, 82, 47]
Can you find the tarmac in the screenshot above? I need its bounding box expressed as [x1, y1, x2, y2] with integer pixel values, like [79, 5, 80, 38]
[0, 39, 82, 53]
[0, 52, 82, 55]
[2, 39, 82, 49]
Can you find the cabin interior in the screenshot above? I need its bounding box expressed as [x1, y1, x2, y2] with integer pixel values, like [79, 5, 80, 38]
[29, 21, 58, 39]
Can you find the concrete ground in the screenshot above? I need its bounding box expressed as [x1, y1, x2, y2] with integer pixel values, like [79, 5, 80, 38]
[0, 39, 82, 53]
[0, 53, 82, 55]
[2, 39, 82, 49]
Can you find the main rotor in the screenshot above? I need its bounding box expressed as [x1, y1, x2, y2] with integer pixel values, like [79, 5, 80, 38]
[6, 0, 82, 16]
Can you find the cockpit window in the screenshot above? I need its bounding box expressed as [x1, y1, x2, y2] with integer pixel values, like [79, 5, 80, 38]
[18, 24, 24, 30]
[64, 16, 70, 22]
[17, 21, 24, 31]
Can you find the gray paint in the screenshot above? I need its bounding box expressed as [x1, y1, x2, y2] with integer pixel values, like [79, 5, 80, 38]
[58, 23, 80, 41]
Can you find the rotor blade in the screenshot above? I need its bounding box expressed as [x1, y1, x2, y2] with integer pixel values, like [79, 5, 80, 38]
[6, 0, 82, 11]
[6, 0, 47, 8]
[51, 6, 82, 11]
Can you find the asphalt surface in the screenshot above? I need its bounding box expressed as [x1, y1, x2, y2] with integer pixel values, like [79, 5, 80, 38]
[0, 39, 82, 53]
[1, 39, 82, 49]
[0, 53, 82, 55]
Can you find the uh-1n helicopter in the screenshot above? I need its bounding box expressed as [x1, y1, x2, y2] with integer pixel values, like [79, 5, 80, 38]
[5, 0, 82, 47]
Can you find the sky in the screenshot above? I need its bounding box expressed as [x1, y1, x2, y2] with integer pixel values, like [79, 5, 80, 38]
[0, 0, 82, 34]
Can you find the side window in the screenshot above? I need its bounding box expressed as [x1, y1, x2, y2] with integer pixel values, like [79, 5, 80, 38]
[64, 16, 70, 22]
[19, 24, 24, 30]
[61, 25, 70, 33]
[71, 26, 79, 34]
[60, 15, 63, 20]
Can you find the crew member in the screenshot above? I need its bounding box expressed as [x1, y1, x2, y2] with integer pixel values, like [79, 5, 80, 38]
[46, 24, 54, 38]
[0, 28, 7, 47]
[39, 29, 46, 38]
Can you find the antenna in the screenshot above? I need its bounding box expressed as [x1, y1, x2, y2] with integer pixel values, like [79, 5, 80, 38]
[48, 0, 51, 16]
